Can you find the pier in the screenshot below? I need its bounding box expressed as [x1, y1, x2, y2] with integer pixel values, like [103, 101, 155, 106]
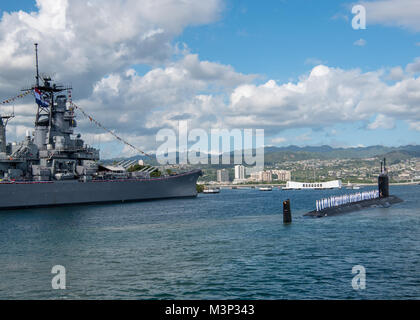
[202, 184, 283, 189]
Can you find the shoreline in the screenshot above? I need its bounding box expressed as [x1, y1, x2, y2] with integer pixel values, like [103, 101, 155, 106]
[203, 181, 419, 187]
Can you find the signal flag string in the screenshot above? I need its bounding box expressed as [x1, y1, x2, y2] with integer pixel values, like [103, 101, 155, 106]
[70, 101, 153, 159]
[1, 90, 154, 161]
[1, 90, 32, 105]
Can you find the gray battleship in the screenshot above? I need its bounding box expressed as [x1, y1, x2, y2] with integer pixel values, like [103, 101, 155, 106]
[0, 44, 202, 209]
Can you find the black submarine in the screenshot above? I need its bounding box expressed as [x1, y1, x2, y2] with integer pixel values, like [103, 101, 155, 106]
[304, 158, 403, 218]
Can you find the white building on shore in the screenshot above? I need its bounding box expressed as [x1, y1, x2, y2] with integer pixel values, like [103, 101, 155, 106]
[283, 180, 342, 190]
[272, 170, 291, 181]
[249, 170, 272, 182]
[217, 169, 230, 183]
[233, 165, 246, 184]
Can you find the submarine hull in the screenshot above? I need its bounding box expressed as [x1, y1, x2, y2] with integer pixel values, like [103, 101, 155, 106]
[0, 169, 202, 210]
[304, 195, 403, 218]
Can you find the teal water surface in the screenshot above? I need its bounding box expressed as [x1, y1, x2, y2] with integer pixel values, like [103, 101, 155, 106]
[0, 185, 419, 299]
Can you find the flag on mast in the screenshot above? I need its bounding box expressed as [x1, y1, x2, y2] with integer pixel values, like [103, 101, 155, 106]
[34, 88, 49, 108]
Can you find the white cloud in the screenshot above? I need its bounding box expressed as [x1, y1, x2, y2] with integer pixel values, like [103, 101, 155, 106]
[361, 0, 420, 32]
[3, 1, 420, 157]
[219, 62, 420, 136]
[180, 54, 256, 88]
[6, 52, 420, 156]
[81, 57, 417, 155]
[271, 137, 286, 144]
[296, 133, 312, 142]
[367, 114, 395, 130]
[406, 57, 420, 73]
[0, 0, 225, 155]
[353, 38, 367, 46]
[225, 65, 376, 132]
[388, 66, 405, 80]
[409, 121, 420, 131]
[67, 53, 254, 153]
[0, 0, 222, 98]
[304, 58, 326, 66]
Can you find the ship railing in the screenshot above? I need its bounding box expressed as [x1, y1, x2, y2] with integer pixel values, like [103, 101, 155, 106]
[47, 147, 98, 159]
[120, 160, 137, 169]
[315, 190, 380, 211]
[144, 166, 158, 173]
[10, 145, 30, 159]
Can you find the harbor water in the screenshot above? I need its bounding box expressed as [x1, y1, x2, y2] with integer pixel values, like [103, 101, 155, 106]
[0, 185, 419, 299]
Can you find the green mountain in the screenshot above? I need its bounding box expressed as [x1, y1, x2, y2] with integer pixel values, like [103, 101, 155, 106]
[263, 145, 420, 164]
[105, 145, 420, 166]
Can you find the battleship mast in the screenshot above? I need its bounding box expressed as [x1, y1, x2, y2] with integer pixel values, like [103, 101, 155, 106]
[27, 44, 70, 148]
[0, 43, 202, 209]
[35, 43, 40, 88]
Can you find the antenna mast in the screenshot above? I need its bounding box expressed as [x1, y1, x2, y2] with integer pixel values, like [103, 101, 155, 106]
[35, 43, 40, 88]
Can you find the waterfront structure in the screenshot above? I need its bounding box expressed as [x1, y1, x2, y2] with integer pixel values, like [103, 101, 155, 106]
[283, 180, 342, 190]
[249, 170, 273, 182]
[216, 169, 229, 183]
[233, 165, 246, 183]
[250, 171, 262, 181]
[0, 44, 202, 209]
[272, 170, 291, 181]
[234, 165, 245, 180]
[261, 171, 272, 182]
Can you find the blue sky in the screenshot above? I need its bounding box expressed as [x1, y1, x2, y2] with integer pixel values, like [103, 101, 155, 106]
[177, 0, 419, 74]
[1, 0, 420, 155]
[0, 1, 36, 13]
[180, 0, 420, 147]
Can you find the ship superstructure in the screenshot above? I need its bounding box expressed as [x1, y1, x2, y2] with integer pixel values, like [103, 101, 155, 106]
[0, 44, 201, 209]
[0, 44, 100, 182]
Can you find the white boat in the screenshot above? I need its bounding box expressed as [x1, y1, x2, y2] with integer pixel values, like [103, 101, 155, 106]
[259, 186, 272, 191]
[346, 182, 361, 190]
[203, 188, 220, 194]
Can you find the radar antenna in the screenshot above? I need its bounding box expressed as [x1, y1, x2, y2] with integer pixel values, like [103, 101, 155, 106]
[35, 43, 40, 88]
[23, 44, 70, 144]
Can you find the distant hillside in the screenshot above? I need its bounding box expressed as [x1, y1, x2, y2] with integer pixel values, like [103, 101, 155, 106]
[104, 145, 420, 165]
[380, 150, 420, 164]
[263, 145, 420, 164]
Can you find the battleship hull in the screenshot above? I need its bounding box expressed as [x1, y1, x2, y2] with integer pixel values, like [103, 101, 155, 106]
[0, 169, 202, 210]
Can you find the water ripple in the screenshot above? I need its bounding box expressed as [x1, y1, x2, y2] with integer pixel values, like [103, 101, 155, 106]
[0, 185, 419, 299]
